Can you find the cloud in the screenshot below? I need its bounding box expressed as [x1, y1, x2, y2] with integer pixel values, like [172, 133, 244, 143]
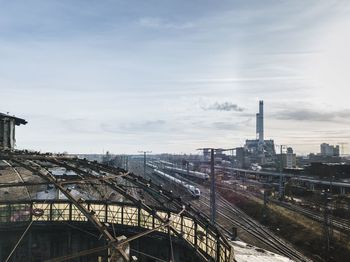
[60, 118, 102, 134]
[2, 0, 350, 154]
[101, 120, 167, 134]
[201, 102, 244, 112]
[212, 121, 239, 130]
[275, 109, 350, 122]
[175, 76, 304, 83]
[138, 17, 194, 29]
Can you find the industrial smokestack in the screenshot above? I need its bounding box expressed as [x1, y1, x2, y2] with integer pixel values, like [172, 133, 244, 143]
[256, 100, 264, 144]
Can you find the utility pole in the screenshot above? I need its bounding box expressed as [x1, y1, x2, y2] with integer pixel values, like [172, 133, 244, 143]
[197, 147, 236, 225]
[197, 148, 217, 224]
[210, 149, 216, 224]
[122, 155, 129, 170]
[322, 189, 333, 261]
[125, 155, 129, 170]
[138, 151, 151, 177]
[278, 145, 286, 200]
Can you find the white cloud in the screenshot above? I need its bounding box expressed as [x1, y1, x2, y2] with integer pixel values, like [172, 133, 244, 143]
[138, 17, 194, 29]
[1, 0, 349, 154]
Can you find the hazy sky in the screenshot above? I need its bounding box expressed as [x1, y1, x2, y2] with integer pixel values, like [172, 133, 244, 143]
[1, 0, 350, 154]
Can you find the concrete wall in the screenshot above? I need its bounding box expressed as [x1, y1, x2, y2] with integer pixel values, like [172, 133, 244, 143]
[0, 118, 15, 150]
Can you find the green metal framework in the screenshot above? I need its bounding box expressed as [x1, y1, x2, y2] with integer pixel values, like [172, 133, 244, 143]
[0, 152, 234, 261]
[0, 200, 232, 262]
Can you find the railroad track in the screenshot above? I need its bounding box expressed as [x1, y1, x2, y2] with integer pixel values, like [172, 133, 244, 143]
[273, 200, 350, 232]
[218, 183, 350, 233]
[196, 194, 311, 262]
[186, 182, 309, 261]
[135, 160, 312, 261]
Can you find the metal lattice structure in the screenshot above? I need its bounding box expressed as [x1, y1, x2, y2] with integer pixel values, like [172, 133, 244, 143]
[0, 151, 234, 262]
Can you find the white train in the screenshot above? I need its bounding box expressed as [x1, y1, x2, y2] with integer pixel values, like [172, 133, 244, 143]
[163, 166, 209, 180]
[159, 160, 175, 167]
[146, 162, 158, 169]
[250, 163, 262, 172]
[153, 169, 201, 198]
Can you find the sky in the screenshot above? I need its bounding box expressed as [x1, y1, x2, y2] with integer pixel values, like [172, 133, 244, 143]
[1, 0, 350, 155]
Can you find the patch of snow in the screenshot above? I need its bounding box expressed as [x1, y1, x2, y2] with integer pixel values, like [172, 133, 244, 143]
[232, 241, 294, 262]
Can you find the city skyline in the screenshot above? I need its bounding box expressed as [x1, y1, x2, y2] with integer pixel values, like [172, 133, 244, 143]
[1, 0, 349, 154]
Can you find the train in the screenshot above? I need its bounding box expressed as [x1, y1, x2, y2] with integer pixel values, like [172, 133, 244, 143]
[163, 166, 209, 180]
[250, 163, 262, 171]
[146, 162, 158, 169]
[159, 160, 175, 167]
[152, 169, 201, 198]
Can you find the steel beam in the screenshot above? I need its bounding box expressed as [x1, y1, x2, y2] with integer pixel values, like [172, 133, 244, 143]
[11, 158, 129, 261]
[49, 158, 211, 262]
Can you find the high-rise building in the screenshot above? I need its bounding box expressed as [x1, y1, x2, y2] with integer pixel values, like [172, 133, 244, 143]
[285, 147, 296, 169]
[279, 147, 296, 169]
[320, 143, 340, 157]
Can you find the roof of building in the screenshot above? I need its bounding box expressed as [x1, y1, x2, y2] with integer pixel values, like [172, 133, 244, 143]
[232, 241, 294, 262]
[0, 112, 27, 125]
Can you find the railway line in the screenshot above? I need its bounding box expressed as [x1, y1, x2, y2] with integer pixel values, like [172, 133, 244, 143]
[217, 183, 350, 233]
[274, 200, 350, 232]
[196, 194, 311, 262]
[136, 160, 312, 261]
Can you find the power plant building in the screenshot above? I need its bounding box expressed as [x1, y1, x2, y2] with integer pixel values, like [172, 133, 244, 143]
[244, 101, 276, 166]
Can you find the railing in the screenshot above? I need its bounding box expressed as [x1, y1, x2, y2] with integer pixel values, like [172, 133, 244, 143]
[0, 200, 233, 262]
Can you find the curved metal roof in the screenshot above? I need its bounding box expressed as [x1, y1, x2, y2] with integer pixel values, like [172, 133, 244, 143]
[0, 151, 233, 262]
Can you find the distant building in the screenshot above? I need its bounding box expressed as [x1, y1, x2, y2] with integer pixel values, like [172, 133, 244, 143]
[0, 113, 27, 150]
[320, 143, 340, 157]
[299, 153, 341, 166]
[277, 147, 297, 169]
[203, 149, 210, 161]
[285, 147, 297, 168]
[235, 147, 245, 168]
[307, 162, 350, 179]
[244, 100, 276, 165]
[245, 139, 276, 165]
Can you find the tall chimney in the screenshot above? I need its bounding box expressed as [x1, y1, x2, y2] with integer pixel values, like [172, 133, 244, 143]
[256, 100, 264, 144]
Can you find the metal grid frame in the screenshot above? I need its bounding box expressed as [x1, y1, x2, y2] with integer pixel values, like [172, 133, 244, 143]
[0, 200, 233, 262]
